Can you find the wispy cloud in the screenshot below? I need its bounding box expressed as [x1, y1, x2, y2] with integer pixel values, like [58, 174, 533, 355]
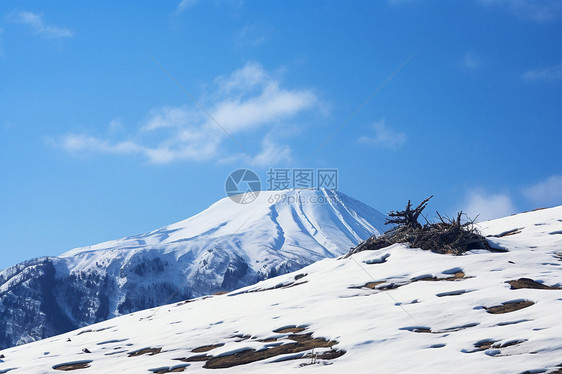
[54, 62, 319, 165]
[215, 62, 269, 93]
[459, 176, 562, 221]
[250, 134, 292, 166]
[10, 11, 73, 39]
[522, 175, 562, 207]
[523, 64, 562, 82]
[358, 119, 406, 150]
[59, 135, 143, 155]
[108, 118, 125, 135]
[463, 190, 516, 221]
[234, 23, 271, 47]
[477, 0, 562, 22]
[176, 0, 199, 13]
[461, 51, 482, 69]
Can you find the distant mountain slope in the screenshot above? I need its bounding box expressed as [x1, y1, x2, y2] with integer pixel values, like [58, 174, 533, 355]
[0, 189, 387, 349]
[1, 206, 560, 373]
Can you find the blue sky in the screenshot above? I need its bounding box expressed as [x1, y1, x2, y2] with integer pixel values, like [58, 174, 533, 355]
[1, 0, 561, 269]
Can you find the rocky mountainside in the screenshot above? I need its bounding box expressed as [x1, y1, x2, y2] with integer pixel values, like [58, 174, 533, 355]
[0, 189, 387, 349]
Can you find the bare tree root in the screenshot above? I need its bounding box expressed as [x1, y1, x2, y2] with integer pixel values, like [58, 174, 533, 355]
[347, 197, 495, 256]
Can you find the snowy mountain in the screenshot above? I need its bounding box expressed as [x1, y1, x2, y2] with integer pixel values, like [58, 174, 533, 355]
[0, 189, 387, 349]
[1, 206, 560, 373]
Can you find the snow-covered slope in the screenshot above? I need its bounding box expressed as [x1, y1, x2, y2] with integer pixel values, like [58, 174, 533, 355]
[1, 206, 560, 373]
[0, 189, 387, 349]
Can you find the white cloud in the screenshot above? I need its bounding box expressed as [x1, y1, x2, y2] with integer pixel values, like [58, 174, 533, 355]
[461, 52, 481, 69]
[212, 84, 316, 133]
[141, 106, 197, 132]
[54, 62, 319, 165]
[523, 64, 562, 82]
[59, 134, 142, 155]
[57, 129, 221, 164]
[358, 119, 406, 150]
[464, 191, 516, 221]
[176, 0, 199, 13]
[478, 0, 561, 22]
[250, 135, 292, 166]
[522, 175, 562, 207]
[10, 11, 73, 39]
[218, 134, 292, 166]
[215, 61, 269, 93]
[108, 118, 126, 135]
[234, 23, 270, 47]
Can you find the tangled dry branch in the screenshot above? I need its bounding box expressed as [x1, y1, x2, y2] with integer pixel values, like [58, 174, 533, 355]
[347, 197, 498, 256]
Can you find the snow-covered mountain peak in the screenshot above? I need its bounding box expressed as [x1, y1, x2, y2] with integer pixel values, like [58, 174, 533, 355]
[59, 188, 386, 273]
[0, 189, 387, 349]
